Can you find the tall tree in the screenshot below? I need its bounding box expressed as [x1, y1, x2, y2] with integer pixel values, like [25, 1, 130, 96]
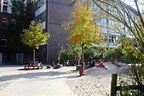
[64, 1, 103, 64]
[92, 0, 144, 53]
[91, 0, 144, 94]
[6, 0, 33, 52]
[11, 0, 34, 29]
[0, 0, 34, 61]
[31, 0, 37, 2]
[21, 20, 50, 62]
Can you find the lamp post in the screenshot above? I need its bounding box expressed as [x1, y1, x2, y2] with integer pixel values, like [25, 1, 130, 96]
[57, 44, 63, 60]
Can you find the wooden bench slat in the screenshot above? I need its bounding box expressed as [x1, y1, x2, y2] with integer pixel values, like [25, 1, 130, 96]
[24, 61, 43, 70]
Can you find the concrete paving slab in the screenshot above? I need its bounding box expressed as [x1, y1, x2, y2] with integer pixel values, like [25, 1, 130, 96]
[0, 66, 78, 96]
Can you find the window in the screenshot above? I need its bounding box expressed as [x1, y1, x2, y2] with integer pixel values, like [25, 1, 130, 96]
[3, 5, 8, 12]
[1, 36, 7, 47]
[3, 0, 8, 12]
[11, 19, 16, 24]
[108, 35, 120, 43]
[2, 18, 8, 23]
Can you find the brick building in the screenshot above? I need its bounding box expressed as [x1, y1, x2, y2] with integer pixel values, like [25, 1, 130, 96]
[0, 0, 76, 64]
[0, 0, 33, 64]
[34, 0, 76, 63]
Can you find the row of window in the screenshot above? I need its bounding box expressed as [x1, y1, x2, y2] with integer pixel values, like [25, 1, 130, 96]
[2, 0, 27, 14]
[2, 17, 16, 24]
[1, 36, 7, 47]
[104, 35, 120, 43]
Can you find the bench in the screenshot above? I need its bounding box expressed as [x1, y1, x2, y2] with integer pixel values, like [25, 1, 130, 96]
[24, 61, 43, 70]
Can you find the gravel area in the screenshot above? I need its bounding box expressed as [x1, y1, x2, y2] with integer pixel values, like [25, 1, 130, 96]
[65, 62, 127, 96]
[66, 77, 110, 96]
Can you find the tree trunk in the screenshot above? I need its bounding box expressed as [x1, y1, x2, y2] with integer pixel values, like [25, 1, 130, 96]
[81, 42, 85, 66]
[33, 48, 35, 62]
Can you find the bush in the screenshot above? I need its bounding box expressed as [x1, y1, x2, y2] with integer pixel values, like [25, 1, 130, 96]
[58, 46, 126, 63]
[58, 45, 81, 63]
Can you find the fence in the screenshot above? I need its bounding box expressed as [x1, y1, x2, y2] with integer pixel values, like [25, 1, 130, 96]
[111, 74, 144, 96]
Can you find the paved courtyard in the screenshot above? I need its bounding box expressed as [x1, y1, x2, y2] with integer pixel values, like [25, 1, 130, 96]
[0, 62, 126, 96]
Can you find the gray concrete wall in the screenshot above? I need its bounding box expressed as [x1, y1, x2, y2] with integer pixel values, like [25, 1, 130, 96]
[16, 53, 23, 64]
[47, 0, 74, 61]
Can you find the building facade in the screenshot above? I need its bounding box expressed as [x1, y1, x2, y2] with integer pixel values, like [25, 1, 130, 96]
[34, 0, 76, 63]
[0, 0, 33, 64]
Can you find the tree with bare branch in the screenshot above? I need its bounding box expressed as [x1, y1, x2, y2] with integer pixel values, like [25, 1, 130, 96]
[91, 0, 144, 95]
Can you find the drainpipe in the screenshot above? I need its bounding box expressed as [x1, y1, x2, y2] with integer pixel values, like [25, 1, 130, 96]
[46, 0, 49, 63]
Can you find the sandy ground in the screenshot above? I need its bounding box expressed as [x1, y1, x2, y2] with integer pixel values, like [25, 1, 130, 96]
[0, 62, 128, 96]
[66, 62, 128, 96]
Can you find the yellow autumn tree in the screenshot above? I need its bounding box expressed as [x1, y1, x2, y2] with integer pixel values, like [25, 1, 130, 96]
[64, 1, 103, 64]
[21, 20, 50, 62]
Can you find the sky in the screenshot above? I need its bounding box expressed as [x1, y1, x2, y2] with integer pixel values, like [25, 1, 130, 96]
[124, 0, 144, 11]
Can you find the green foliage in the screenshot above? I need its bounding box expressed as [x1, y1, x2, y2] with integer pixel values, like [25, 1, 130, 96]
[64, 1, 103, 63]
[84, 47, 99, 60]
[116, 66, 144, 96]
[59, 46, 125, 63]
[30, 0, 37, 2]
[11, 0, 26, 15]
[103, 49, 115, 59]
[92, 0, 144, 95]
[58, 45, 81, 62]
[10, 0, 34, 29]
[103, 48, 125, 60]
[119, 37, 144, 64]
[0, 0, 33, 55]
[21, 20, 50, 49]
[118, 37, 144, 95]
[65, 1, 103, 47]
[21, 20, 50, 62]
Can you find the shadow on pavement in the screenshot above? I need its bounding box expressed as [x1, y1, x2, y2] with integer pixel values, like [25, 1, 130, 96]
[0, 71, 68, 82]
